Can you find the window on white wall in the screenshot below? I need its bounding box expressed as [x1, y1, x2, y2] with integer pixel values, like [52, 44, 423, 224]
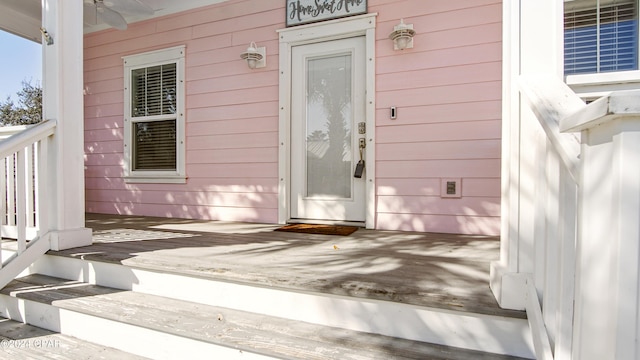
[123, 46, 185, 183]
[564, 0, 638, 75]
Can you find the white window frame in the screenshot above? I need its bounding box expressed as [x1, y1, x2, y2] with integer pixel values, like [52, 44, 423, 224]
[123, 46, 186, 183]
[564, 0, 640, 97]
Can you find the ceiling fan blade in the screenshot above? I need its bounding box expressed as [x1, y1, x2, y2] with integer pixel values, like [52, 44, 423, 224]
[83, 2, 98, 26]
[105, 0, 154, 16]
[97, 3, 128, 30]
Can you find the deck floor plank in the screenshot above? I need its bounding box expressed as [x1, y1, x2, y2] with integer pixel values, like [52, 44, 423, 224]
[44, 213, 524, 318]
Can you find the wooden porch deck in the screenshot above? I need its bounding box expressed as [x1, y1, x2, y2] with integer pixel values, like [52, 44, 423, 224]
[49, 213, 523, 320]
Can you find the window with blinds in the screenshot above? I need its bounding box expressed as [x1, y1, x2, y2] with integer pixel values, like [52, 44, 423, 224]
[123, 46, 185, 183]
[130, 63, 177, 171]
[565, 0, 639, 74]
[131, 64, 177, 117]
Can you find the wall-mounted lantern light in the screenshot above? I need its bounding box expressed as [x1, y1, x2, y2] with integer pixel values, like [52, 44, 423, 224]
[240, 42, 266, 69]
[389, 19, 415, 50]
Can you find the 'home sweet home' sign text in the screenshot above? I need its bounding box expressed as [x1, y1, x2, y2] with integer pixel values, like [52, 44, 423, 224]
[286, 0, 367, 27]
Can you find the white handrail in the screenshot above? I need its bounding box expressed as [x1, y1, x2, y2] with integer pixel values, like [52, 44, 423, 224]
[518, 74, 583, 183]
[0, 125, 31, 141]
[0, 120, 56, 159]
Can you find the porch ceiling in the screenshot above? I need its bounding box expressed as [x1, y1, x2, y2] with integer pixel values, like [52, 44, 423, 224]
[0, 0, 232, 43]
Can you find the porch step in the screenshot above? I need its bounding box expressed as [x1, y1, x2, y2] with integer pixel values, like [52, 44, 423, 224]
[26, 251, 533, 358]
[0, 274, 529, 360]
[0, 316, 148, 359]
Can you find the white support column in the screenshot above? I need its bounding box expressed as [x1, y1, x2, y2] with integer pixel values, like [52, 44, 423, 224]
[41, 0, 92, 250]
[490, 0, 564, 310]
[562, 91, 640, 360]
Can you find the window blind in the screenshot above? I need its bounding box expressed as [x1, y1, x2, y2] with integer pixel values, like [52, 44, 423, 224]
[132, 120, 177, 170]
[131, 64, 177, 117]
[129, 62, 178, 171]
[565, 0, 638, 74]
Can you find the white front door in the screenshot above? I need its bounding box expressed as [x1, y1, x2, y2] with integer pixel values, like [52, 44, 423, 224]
[290, 36, 367, 223]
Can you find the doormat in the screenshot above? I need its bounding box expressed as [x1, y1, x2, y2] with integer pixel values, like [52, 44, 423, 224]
[274, 224, 359, 236]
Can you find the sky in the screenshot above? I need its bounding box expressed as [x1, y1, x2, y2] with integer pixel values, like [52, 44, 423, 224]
[0, 31, 42, 102]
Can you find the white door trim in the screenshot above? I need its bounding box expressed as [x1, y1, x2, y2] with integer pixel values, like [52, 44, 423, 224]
[290, 37, 366, 222]
[277, 13, 377, 229]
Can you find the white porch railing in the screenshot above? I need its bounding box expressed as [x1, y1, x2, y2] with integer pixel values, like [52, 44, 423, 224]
[0, 120, 56, 289]
[519, 75, 640, 360]
[518, 75, 583, 360]
[0, 125, 39, 240]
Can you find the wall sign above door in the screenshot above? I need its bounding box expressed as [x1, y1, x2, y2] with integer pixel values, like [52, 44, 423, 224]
[286, 0, 368, 27]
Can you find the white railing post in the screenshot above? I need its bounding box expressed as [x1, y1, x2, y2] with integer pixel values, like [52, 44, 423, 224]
[16, 148, 26, 254]
[554, 164, 577, 360]
[0, 156, 5, 227]
[42, 0, 91, 250]
[492, 0, 565, 311]
[25, 144, 35, 229]
[542, 138, 560, 349]
[561, 90, 640, 360]
[34, 137, 48, 236]
[7, 154, 16, 227]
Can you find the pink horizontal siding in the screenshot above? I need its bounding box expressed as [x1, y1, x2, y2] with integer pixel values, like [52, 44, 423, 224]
[84, 0, 501, 235]
[86, 189, 278, 209]
[85, 140, 122, 155]
[376, 81, 501, 108]
[85, 153, 123, 167]
[374, 101, 501, 126]
[377, 160, 501, 179]
[378, 196, 500, 217]
[188, 104, 278, 123]
[84, 0, 283, 224]
[377, 120, 501, 144]
[371, 0, 501, 235]
[187, 71, 277, 94]
[376, 140, 501, 161]
[187, 117, 278, 135]
[376, 213, 500, 235]
[188, 132, 278, 151]
[377, 62, 501, 92]
[86, 201, 277, 223]
[187, 147, 278, 164]
[377, 178, 500, 198]
[85, 176, 278, 193]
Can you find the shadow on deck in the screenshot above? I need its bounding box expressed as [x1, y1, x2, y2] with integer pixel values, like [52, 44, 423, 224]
[48, 213, 523, 319]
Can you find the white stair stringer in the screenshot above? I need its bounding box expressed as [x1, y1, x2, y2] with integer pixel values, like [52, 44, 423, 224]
[0, 234, 50, 289]
[24, 253, 535, 358]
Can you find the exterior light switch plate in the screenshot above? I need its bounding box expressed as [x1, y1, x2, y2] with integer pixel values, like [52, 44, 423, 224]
[441, 178, 462, 198]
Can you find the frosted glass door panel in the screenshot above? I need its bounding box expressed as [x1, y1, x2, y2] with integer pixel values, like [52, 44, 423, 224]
[306, 54, 352, 198]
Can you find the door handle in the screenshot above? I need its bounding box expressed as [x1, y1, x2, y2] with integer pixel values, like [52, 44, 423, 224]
[354, 138, 365, 178]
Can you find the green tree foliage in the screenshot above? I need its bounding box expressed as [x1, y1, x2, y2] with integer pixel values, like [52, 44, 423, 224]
[0, 81, 42, 126]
